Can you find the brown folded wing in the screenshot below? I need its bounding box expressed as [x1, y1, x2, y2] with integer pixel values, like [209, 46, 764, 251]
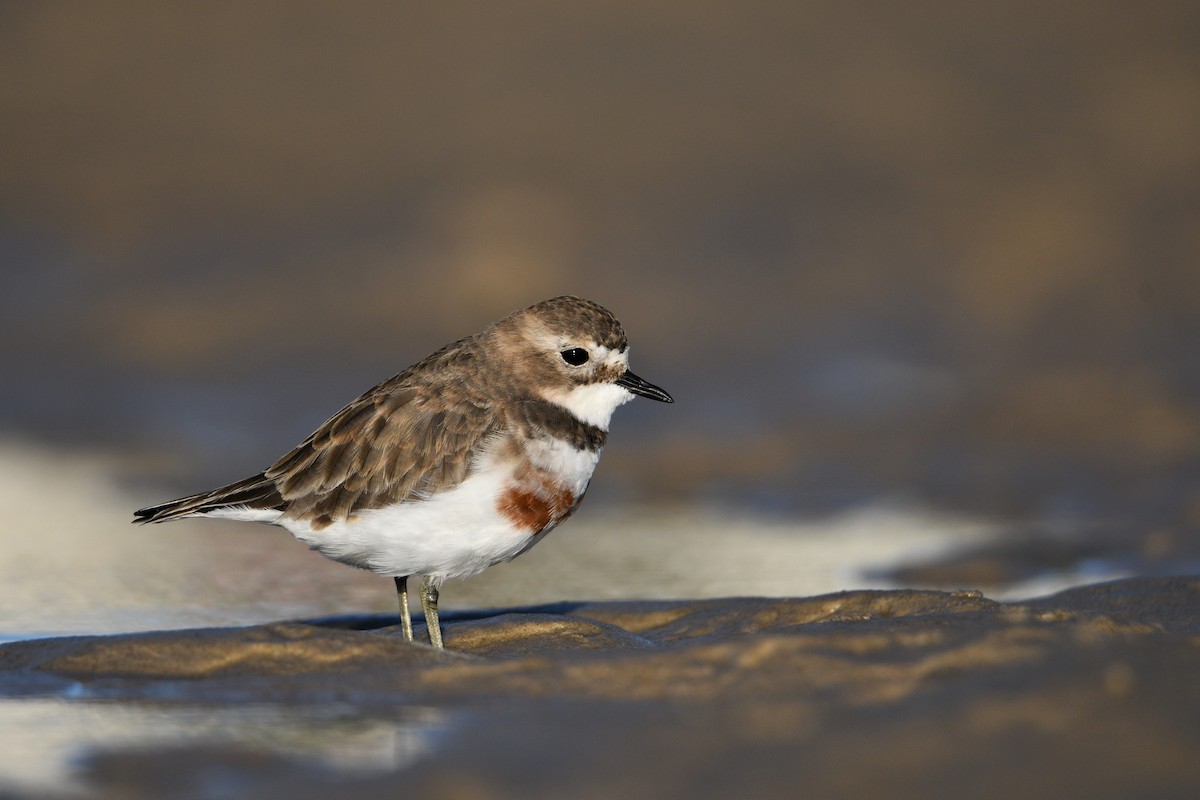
[268, 373, 501, 529]
[134, 339, 504, 528]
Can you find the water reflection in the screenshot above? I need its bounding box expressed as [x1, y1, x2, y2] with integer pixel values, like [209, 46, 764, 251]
[0, 699, 440, 795]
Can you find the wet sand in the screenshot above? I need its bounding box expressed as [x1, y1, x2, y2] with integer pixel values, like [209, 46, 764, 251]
[2, 576, 1198, 799]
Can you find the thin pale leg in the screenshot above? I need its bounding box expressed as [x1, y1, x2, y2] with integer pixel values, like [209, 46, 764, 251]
[420, 577, 443, 649]
[394, 576, 413, 642]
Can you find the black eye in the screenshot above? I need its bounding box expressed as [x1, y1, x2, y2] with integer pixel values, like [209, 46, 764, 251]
[560, 348, 589, 366]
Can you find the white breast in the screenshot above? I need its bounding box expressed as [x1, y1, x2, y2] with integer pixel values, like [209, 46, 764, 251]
[522, 435, 603, 496]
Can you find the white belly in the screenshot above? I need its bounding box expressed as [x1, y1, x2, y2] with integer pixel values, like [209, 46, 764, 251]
[274, 438, 602, 584]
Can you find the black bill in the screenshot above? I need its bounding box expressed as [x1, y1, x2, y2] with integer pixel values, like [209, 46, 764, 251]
[616, 369, 674, 403]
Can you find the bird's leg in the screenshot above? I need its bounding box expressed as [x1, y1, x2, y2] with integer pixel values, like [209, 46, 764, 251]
[394, 576, 413, 642]
[420, 577, 443, 649]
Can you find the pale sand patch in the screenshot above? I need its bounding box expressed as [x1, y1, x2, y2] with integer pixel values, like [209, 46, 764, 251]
[1, 440, 1003, 637]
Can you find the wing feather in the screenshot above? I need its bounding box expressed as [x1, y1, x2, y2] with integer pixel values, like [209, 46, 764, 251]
[134, 336, 503, 527]
[266, 347, 501, 525]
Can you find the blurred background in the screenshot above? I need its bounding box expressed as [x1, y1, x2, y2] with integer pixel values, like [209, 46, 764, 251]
[2, 1, 1199, 634]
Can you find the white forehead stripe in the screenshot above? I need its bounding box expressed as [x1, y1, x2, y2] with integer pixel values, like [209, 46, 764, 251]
[593, 345, 629, 366]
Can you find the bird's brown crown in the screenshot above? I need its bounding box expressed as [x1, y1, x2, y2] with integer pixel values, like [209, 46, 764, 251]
[498, 296, 628, 352]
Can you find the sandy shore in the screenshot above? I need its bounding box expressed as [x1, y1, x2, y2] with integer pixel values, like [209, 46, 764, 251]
[2, 575, 1198, 798]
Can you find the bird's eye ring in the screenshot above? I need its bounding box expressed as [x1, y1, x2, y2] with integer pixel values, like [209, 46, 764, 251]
[560, 348, 590, 366]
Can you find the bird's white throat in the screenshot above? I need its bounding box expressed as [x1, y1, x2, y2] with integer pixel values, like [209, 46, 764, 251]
[542, 382, 633, 430]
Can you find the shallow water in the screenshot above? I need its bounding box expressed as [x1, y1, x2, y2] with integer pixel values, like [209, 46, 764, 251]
[4, 578, 1199, 799]
[0, 440, 1170, 796]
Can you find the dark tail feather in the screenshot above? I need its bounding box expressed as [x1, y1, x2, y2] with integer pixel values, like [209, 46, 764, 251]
[133, 473, 286, 524]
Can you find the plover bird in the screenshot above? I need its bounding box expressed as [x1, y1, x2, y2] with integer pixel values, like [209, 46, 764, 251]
[134, 296, 673, 648]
